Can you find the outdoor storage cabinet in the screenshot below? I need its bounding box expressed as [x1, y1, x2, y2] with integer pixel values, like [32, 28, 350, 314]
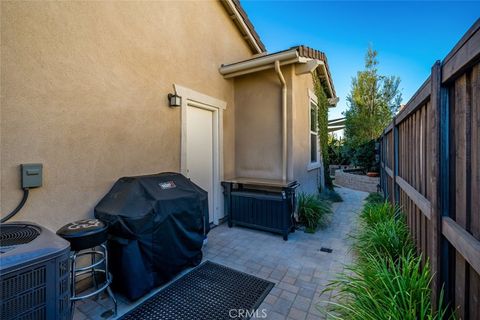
[222, 178, 298, 240]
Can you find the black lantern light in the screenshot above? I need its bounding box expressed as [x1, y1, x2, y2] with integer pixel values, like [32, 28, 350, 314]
[168, 93, 182, 107]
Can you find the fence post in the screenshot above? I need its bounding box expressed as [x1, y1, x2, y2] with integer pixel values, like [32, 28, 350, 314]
[393, 117, 399, 204]
[383, 130, 388, 199]
[429, 61, 447, 310]
[379, 133, 385, 199]
[439, 63, 453, 312]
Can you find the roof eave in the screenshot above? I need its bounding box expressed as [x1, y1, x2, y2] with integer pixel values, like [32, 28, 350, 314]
[313, 65, 337, 102]
[220, 0, 266, 54]
[219, 48, 299, 77]
[220, 53, 336, 102]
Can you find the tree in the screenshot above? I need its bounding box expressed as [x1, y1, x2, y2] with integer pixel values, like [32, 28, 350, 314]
[328, 133, 349, 165]
[344, 47, 402, 149]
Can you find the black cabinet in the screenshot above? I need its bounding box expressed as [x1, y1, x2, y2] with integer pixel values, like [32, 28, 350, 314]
[222, 178, 298, 240]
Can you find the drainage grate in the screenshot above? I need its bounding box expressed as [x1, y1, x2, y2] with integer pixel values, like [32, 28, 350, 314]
[0, 225, 41, 247]
[319, 247, 333, 253]
[120, 261, 274, 320]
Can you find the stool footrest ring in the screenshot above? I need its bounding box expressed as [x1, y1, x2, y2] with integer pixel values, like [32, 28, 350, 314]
[67, 240, 117, 317]
[71, 280, 112, 301]
[74, 267, 108, 278]
[75, 257, 106, 273]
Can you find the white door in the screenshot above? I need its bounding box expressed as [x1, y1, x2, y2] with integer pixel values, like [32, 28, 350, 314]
[186, 105, 214, 223]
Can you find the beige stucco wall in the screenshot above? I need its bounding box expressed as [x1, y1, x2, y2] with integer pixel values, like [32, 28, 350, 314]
[1, 1, 253, 230]
[291, 69, 322, 194]
[233, 64, 323, 195]
[234, 67, 289, 180]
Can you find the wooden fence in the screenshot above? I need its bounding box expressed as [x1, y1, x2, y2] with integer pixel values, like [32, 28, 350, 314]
[379, 19, 480, 319]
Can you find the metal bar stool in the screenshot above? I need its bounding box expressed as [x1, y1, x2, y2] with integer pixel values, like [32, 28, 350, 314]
[57, 219, 117, 318]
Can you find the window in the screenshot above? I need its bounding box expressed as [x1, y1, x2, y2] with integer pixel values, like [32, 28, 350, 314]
[310, 101, 319, 164]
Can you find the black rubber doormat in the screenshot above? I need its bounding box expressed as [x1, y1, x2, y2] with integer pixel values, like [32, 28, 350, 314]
[119, 261, 274, 320]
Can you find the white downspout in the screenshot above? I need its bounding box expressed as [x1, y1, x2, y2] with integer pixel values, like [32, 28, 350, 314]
[275, 60, 288, 182]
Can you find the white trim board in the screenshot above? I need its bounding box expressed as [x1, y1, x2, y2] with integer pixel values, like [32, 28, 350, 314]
[308, 88, 318, 104]
[175, 85, 226, 110]
[307, 91, 321, 170]
[174, 84, 225, 225]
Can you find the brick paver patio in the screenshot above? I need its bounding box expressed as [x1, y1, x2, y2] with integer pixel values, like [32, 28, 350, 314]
[74, 187, 367, 320]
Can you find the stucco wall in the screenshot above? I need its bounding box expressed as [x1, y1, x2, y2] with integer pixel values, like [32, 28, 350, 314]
[1, 1, 253, 230]
[233, 65, 322, 195]
[291, 69, 322, 195]
[234, 68, 287, 180]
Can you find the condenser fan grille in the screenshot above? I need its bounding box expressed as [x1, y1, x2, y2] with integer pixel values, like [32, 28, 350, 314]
[0, 222, 71, 320]
[0, 225, 41, 247]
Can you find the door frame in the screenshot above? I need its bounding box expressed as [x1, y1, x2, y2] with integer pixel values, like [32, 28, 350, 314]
[174, 84, 226, 225]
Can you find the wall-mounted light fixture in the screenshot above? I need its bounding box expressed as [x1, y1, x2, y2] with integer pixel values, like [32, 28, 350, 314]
[168, 93, 182, 107]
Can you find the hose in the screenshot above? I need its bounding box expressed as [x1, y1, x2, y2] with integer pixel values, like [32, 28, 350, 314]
[1, 188, 29, 223]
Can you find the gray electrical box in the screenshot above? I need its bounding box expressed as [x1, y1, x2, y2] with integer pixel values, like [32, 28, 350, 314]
[21, 163, 43, 188]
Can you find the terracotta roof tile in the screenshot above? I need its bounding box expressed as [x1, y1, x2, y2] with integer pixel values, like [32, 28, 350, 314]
[221, 0, 266, 53]
[221, 45, 336, 97]
[296, 45, 335, 97]
[232, 0, 266, 51]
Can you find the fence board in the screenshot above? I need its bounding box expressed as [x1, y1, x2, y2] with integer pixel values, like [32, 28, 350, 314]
[454, 73, 469, 319]
[396, 176, 431, 220]
[420, 106, 425, 195]
[385, 166, 393, 178]
[385, 121, 394, 133]
[472, 67, 480, 236]
[429, 62, 442, 309]
[442, 217, 480, 277]
[396, 78, 431, 124]
[470, 59, 480, 320]
[443, 19, 480, 83]
[424, 101, 431, 270]
[411, 114, 418, 248]
[416, 111, 422, 251]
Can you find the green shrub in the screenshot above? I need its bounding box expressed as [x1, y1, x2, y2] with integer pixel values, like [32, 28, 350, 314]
[356, 201, 411, 261]
[365, 192, 384, 204]
[360, 201, 401, 226]
[318, 188, 343, 203]
[328, 135, 350, 165]
[325, 250, 449, 320]
[297, 193, 332, 233]
[322, 200, 452, 319]
[354, 216, 414, 261]
[352, 140, 378, 172]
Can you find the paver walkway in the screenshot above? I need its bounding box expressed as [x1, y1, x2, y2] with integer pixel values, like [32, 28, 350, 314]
[74, 187, 367, 320]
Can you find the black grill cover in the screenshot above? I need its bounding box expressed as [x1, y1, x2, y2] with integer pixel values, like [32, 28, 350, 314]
[94, 172, 209, 300]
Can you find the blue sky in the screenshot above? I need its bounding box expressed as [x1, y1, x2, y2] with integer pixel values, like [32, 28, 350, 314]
[241, 1, 479, 123]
